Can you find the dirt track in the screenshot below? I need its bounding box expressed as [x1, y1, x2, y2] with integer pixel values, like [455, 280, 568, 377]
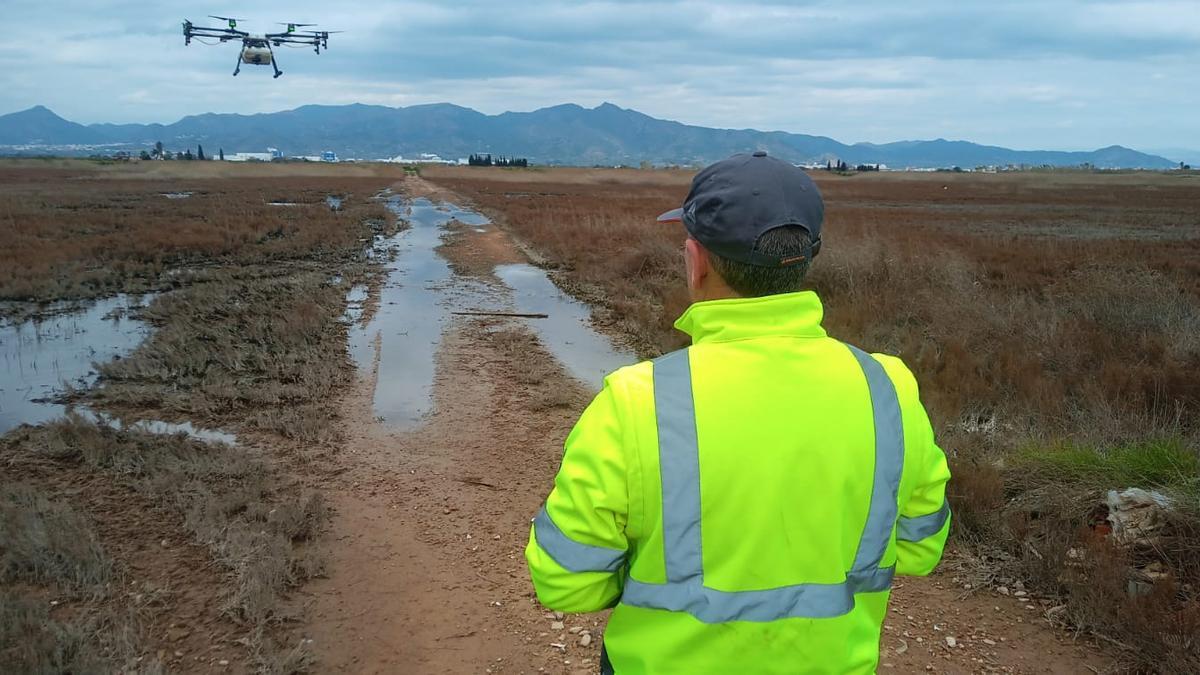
[300, 178, 1118, 674]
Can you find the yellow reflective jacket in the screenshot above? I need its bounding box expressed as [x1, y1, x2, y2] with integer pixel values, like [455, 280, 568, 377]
[526, 291, 951, 675]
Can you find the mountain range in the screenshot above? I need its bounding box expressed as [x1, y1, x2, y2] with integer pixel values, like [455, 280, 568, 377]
[0, 103, 1178, 169]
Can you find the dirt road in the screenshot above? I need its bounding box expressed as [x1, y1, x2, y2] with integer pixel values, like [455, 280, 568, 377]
[300, 179, 1116, 674]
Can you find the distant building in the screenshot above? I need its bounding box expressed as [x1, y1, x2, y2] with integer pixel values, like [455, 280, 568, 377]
[227, 152, 275, 162]
[321, 151, 337, 162]
[387, 152, 458, 164]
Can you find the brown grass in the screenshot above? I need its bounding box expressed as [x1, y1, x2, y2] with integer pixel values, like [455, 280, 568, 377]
[3, 416, 328, 670]
[1, 160, 402, 671]
[427, 165, 1200, 671]
[0, 162, 396, 314]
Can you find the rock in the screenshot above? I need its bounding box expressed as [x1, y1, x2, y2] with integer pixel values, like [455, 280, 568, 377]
[997, 586, 1009, 596]
[167, 627, 191, 642]
[945, 637, 957, 648]
[551, 621, 565, 630]
[982, 639, 996, 646]
[1106, 488, 1173, 547]
[580, 633, 592, 647]
[554, 611, 564, 620]
[1013, 590, 1027, 598]
[568, 626, 582, 634]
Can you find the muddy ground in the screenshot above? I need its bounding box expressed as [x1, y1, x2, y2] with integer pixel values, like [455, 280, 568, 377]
[0, 165, 1127, 673]
[298, 177, 1117, 674]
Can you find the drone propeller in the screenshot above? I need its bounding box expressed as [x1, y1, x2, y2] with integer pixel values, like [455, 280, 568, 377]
[208, 15, 245, 28]
[278, 22, 317, 33]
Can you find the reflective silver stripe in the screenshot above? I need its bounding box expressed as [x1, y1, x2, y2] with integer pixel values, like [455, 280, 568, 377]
[844, 344, 905, 574]
[624, 344, 905, 624]
[897, 501, 951, 542]
[651, 348, 703, 583]
[534, 507, 626, 573]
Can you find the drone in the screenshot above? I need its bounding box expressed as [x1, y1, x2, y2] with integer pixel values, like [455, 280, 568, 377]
[182, 16, 340, 78]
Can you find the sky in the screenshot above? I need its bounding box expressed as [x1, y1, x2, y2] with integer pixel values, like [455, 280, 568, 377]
[2, 1, 1198, 156]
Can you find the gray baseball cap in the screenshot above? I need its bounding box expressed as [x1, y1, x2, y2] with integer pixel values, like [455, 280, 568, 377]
[658, 151, 823, 267]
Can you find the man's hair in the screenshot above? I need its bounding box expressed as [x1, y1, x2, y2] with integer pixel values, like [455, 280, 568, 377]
[705, 226, 813, 297]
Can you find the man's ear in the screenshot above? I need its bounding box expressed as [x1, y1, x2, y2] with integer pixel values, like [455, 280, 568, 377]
[685, 238, 708, 291]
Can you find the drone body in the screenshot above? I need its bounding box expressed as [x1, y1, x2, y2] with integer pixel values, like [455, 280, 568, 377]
[182, 16, 340, 78]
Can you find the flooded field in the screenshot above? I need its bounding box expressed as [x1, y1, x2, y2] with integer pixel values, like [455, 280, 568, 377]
[348, 198, 635, 429]
[0, 294, 152, 433]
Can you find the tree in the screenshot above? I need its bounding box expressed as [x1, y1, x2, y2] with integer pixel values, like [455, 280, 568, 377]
[154, 141, 164, 159]
[219, 148, 225, 161]
[183, 149, 194, 160]
[825, 160, 832, 171]
[197, 145, 206, 161]
[139, 150, 152, 161]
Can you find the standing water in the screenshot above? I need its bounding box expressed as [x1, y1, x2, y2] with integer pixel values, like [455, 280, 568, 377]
[347, 198, 496, 428]
[1, 295, 236, 442]
[1, 295, 152, 434]
[349, 198, 636, 430]
[495, 264, 636, 388]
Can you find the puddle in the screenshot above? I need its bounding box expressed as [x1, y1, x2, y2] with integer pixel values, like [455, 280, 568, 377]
[1, 294, 235, 443]
[1, 295, 152, 434]
[161, 192, 193, 199]
[327, 195, 344, 210]
[496, 264, 636, 388]
[350, 198, 635, 430]
[268, 201, 300, 206]
[347, 198, 497, 429]
[343, 284, 369, 324]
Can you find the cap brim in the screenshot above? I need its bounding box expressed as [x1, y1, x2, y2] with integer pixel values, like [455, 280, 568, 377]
[656, 207, 684, 223]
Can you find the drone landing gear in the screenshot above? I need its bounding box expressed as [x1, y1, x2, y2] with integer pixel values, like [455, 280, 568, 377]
[268, 43, 283, 78]
[232, 51, 241, 76]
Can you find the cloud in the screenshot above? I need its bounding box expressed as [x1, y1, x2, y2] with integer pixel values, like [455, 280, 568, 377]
[1, 0, 1197, 150]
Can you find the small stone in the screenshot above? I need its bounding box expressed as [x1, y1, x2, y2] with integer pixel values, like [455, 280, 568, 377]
[997, 586, 1009, 596]
[945, 637, 957, 648]
[161, 539, 169, 547]
[569, 627, 582, 634]
[982, 639, 996, 646]
[551, 621, 565, 630]
[174, 651, 184, 657]
[218, 660, 229, 666]
[1013, 590, 1027, 598]
[580, 633, 592, 647]
[554, 612, 564, 620]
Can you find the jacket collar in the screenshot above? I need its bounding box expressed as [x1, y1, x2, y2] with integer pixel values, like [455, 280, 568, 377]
[673, 290, 828, 344]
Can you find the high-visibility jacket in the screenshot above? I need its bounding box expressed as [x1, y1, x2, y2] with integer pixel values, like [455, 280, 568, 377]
[526, 291, 951, 674]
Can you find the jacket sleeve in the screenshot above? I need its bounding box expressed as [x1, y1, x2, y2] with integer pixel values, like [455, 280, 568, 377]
[525, 378, 629, 613]
[880, 356, 952, 577]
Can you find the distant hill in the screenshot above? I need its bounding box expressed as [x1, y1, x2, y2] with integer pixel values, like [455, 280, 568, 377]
[0, 102, 1177, 169]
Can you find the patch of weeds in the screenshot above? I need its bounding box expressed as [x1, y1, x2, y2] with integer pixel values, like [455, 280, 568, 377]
[1014, 437, 1200, 509]
[1, 483, 113, 592]
[12, 416, 329, 628]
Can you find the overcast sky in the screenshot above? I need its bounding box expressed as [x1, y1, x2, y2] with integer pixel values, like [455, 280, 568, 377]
[3, 1, 1197, 154]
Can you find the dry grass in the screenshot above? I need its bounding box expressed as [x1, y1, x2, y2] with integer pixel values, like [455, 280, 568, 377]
[90, 268, 356, 444]
[428, 166, 1200, 671]
[0, 483, 157, 674]
[1, 161, 401, 671]
[0, 162, 394, 314]
[3, 416, 328, 669]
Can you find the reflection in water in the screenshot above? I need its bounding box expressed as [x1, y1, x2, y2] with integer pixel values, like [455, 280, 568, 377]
[347, 198, 496, 429]
[0, 295, 236, 443]
[1, 295, 152, 434]
[349, 199, 636, 431]
[495, 264, 636, 389]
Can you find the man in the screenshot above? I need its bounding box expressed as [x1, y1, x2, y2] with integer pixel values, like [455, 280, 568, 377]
[525, 151, 951, 674]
